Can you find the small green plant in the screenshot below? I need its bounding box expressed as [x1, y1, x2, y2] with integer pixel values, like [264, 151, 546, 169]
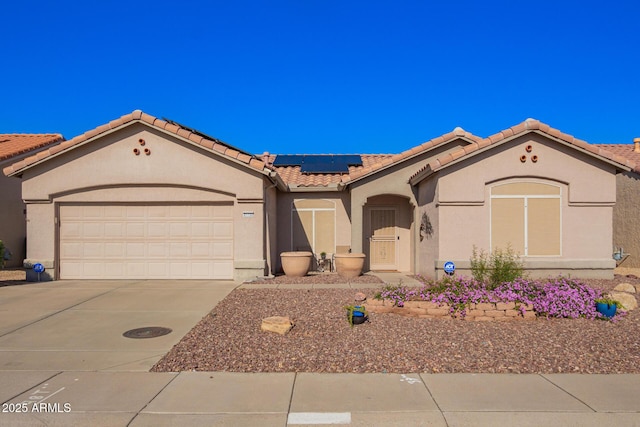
[470, 245, 524, 289]
[320, 252, 327, 259]
[595, 296, 624, 309]
[344, 304, 368, 326]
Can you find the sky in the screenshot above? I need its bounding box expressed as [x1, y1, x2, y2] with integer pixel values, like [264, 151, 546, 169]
[2, 0, 639, 154]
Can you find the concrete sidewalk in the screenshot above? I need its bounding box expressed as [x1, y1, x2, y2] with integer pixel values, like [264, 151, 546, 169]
[1, 371, 639, 426]
[1, 278, 639, 426]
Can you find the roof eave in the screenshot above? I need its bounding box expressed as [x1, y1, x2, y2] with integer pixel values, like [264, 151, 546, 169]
[408, 166, 435, 185]
[268, 171, 288, 191]
[288, 183, 342, 192]
[412, 129, 634, 183]
[6, 120, 271, 178]
[343, 136, 477, 187]
[6, 126, 127, 177]
[530, 130, 633, 172]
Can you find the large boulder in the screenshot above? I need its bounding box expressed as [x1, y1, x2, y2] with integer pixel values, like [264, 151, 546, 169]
[261, 316, 295, 335]
[614, 283, 637, 294]
[608, 292, 638, 312]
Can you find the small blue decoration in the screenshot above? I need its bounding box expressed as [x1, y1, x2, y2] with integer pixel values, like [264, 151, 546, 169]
[443, 261, 455, 275]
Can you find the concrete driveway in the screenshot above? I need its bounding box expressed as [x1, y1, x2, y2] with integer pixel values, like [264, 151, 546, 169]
[0, 280, 237, 371]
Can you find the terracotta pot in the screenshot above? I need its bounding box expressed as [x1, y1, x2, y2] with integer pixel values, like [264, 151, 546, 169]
[280, 251, 313, 277]
[334, 253, 366, 278]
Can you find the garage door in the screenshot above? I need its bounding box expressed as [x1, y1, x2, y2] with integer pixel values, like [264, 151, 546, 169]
[59, 204, 234, 279]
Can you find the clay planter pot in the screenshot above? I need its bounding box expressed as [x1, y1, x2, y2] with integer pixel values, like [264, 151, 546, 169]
[280, 251, 313, 277]
[334, 253, 366, 278]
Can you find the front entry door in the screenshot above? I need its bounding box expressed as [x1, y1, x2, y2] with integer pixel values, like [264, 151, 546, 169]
[369, 208, 397, 270]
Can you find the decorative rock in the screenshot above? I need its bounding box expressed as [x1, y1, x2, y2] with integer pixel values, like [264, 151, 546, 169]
[354, 292, 367, 302]
[614, 283, 636, 294]
[608, 292, 638, 311]
[261, 316, 294, 335]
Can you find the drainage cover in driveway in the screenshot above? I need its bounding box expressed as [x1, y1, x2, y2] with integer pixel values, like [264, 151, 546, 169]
[123, 327, 172, 339]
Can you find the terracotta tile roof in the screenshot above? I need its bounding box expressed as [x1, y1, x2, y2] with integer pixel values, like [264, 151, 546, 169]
[261, 127, 482, 188]
[0, 134, 64, 162]
[410, 119, 638, 183]
[3, 111, 269, 177]
[345, 127, 482, 184]
[262, 154, 394, 187]
[594, 144, 640, 169]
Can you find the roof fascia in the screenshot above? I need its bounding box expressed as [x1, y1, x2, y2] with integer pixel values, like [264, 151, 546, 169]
[6, 120, 270, 178]
[288, 183, 342, 192]
[408, 165, 435, 186]
[343, 136, 476, 187]
[268, 171, 288, 191]
[529, 130, 632, 172]
[409, 129, 632, 186]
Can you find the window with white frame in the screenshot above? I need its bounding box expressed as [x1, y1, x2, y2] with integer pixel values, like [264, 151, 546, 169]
[291, 199, 336, 255]
[490, 181, 561, 256]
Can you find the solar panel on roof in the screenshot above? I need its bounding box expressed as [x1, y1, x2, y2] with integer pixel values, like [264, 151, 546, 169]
[274, 154, 362, 172]
[339, 155, 363, 165]
[301, 155, 327, 165]
[273, 155, 305, 166]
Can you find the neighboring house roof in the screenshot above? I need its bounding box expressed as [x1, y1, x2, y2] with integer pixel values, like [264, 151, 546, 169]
[409, 119, 638, 184]
[594, 144, 640, 168]
[0, 134, 64, 162]
[263, 127, 483, 189]
[3, 110, 268, 177]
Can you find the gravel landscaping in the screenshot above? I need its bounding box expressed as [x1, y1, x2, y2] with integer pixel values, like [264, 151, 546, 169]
[152, 273, 640, 374]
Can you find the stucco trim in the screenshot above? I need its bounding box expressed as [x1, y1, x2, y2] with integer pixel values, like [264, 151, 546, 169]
[567, 202, 616, 207]
[436, 201, 485, 206]
[237, 198, 264, 204]
[289, 183, 342, 192]
[46, 183, 238, 203]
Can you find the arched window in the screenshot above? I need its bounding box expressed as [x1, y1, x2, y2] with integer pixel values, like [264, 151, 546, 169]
[490, 181, 561, 256]
[291, 199, 336, 255]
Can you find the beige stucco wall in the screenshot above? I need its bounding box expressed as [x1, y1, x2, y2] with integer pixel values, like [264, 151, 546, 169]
[612, 171, 640, 267]
[0, 157, 27, 268]
[349, 139, 469, 273]
[417, 134, 617, 279]
[416, 178, 439, 277]
[275, 192, 351, 273]
[19, 123, 268, 281]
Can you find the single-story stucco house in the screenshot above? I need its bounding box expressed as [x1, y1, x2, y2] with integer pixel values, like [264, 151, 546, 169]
[0, 134, 64, 267]
[3, 110, 638, 281]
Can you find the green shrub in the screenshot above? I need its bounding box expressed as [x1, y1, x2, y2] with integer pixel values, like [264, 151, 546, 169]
[470, 245, 524, 289]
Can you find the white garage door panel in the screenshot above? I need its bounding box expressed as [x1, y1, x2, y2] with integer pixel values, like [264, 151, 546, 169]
[59, 204, 234, 279]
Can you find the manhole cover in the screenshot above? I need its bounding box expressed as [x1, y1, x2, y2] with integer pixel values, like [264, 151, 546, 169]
[123, 327, 172, 339]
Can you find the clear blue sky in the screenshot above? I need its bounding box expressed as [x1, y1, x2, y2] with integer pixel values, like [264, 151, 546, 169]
[3, 0, 639, 154]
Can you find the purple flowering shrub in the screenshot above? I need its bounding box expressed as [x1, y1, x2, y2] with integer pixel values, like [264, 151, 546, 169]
[375, 276, 614, 320]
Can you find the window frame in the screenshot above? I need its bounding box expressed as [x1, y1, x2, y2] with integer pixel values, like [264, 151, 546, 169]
[490, 181, 562, 257]
[290, 199, 336, 255]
